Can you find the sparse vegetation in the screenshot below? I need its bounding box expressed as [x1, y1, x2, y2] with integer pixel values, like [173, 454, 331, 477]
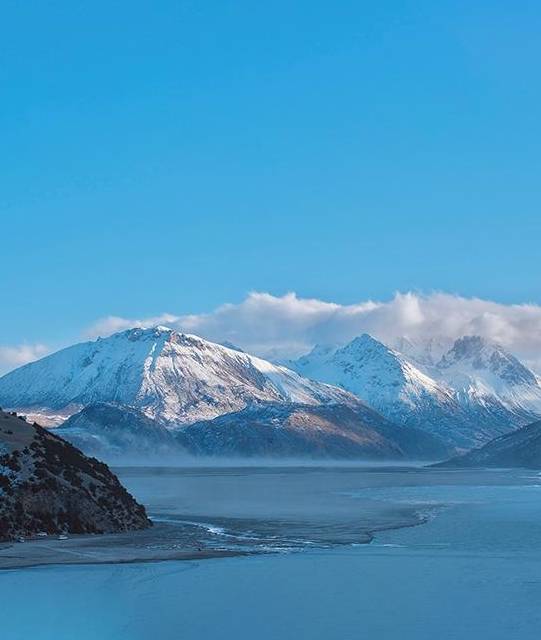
[0, 410, 150, 541]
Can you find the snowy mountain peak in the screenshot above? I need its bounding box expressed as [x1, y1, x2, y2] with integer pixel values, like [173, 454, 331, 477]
[118, 325, 174, 341]
[332, 334, 434, 390]
[294, 334, 408, 388]
[0, 327, 360, 426]
[340, 333, 391, 355]
[438, 336, 537, 387]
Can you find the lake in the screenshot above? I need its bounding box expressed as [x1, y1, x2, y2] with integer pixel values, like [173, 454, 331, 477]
[1, 464, 540, 639]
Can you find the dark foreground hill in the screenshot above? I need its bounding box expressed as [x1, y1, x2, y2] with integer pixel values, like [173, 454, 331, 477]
[0, 410, 150, 541]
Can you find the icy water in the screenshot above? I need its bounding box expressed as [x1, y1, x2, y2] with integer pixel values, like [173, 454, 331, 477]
[2, 465, 541, 640]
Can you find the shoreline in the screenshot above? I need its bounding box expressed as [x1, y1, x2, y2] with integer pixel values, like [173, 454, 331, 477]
[0, 524, 251, 571]
[0, 506, 433, 572]
[0, 463, 454, 572]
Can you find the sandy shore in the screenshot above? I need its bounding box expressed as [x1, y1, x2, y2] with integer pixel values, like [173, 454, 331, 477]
[0, 524, 247, 570]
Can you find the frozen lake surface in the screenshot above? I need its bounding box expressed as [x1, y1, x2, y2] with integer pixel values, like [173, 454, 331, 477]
[1, 465, 541, 639]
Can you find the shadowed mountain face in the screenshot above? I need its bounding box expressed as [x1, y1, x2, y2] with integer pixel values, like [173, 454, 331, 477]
[182, 402, 450, 460]
[0, 410, 150, 541]
[56, 401, 450, 462]
[435, 420, 541, 469]
[56, 403, 183, 460]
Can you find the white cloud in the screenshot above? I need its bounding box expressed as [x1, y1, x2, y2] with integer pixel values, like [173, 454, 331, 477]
[84, 291, 541, 369]
[0, 343, 50, 374]
[4, 292, 541, 376]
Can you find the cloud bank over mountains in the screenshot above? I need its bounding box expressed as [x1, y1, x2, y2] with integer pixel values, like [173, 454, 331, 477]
[3, 292, 541, 373]
[85, 292, 541, 370]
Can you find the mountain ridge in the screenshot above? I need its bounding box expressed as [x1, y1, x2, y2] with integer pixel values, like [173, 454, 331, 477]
[55, 400, 451, 461]
[291, 333, 541, 447]
[3, 327, 540, 457]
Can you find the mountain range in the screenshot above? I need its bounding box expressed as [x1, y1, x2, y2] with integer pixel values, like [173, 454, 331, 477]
[0, 327, 447, 460]
[1, 326, 541, 460]
[55, 400, 447, 461]
[291, 334, 541, 448]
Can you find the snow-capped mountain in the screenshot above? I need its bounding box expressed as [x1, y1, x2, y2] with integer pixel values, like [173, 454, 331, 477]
[291, 334, 532, 448]
[396, 334, 541, 425]
[4, 325, 539, 457]
[0, 327, 360, 426]
[0, 327, 454, 460]
[434, 336, 541, 417]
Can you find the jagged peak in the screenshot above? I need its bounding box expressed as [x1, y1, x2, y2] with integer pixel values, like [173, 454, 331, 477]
[441, 335, 513, 363]
[439, 335, 537, 386]
[339, 333, 391, 354]
[118, 325, 178, 341]
[446, 335, 492, 356]
[336, 334, 405, 366]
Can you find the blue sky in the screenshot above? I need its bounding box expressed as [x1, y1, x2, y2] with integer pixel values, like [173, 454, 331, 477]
[1, 1, 541, 357]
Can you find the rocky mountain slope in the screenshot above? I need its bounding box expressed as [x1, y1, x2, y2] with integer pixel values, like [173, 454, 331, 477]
[0, 327, 358, 425]
[435, 419, 541, 469]
[0, 410, 150, 540]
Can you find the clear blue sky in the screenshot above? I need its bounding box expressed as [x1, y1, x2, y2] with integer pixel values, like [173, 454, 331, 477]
[1, 0, 540, 346]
